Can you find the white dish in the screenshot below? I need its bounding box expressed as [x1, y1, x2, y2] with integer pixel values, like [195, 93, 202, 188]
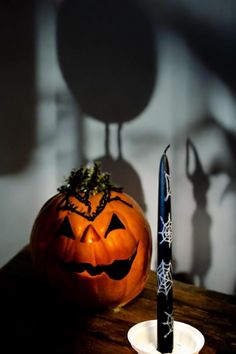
[127, 320, 205, 354]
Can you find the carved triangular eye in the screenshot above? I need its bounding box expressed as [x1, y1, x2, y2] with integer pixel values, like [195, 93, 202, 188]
[57, 216, 75, 239]
[105, 213, 125, 238]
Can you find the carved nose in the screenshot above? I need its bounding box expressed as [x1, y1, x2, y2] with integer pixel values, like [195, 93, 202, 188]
[80, 225, 101, 243]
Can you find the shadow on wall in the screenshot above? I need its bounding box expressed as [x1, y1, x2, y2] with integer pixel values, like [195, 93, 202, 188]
[154, 1, 236, 199]
[188, 114, 236, 199]
[202, 116, 236, 199]
[154, 1, 236, 97]
[173, 139, 212, 286]
[186, 138, 212, 287]
[189, 115, 236, 293]
[56, 0, 157, 211]
[0, 1, 36, 174]
[95, 124, 147, 211]
[151, 1, 236, 290]
[206, 116, 236, 296]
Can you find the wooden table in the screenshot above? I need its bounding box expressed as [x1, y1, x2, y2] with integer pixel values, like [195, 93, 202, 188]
[0, 246, 236, 354]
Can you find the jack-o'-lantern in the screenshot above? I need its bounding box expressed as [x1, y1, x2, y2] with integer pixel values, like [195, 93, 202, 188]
[30, 163, 152, 309]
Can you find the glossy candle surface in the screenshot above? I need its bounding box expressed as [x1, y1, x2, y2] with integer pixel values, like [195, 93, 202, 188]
[157, 145, 173, 353]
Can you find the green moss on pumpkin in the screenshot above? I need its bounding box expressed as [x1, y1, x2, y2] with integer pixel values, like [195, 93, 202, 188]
[58, 161, 122, 198]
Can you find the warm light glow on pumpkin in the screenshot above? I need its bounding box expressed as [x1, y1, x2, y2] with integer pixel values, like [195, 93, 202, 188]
[30, 163, 152, 309]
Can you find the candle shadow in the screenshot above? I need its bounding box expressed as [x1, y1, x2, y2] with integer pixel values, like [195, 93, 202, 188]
[186, 138, 212, 288]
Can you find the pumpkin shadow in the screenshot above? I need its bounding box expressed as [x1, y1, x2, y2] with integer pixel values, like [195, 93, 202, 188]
[56, 0, 157, 214]
[89, 123, 146, 212]
[56, 0, 156, 123]
[96, 154, 146, 212]
[0, 246, 99, 354]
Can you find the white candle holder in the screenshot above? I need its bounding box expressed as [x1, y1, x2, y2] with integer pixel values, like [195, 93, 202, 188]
[127, 320, 205, 354]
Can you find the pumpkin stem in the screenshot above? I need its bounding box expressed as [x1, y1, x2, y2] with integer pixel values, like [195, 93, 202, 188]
[58, 161, 123, 198]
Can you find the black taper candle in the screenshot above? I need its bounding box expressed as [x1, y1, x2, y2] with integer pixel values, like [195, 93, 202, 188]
[157, 145, 173, 353]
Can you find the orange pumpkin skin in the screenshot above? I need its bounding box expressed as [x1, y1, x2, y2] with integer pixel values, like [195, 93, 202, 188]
[30, 168, 152, 309]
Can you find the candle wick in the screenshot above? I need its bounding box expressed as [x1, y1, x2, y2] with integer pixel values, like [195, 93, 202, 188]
[164, 144, 170, 154]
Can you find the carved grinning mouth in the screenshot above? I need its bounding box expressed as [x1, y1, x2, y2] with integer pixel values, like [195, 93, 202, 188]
[59, 246, 138, 280]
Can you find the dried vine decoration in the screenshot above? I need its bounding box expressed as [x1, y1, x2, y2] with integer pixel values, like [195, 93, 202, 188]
[57, 162, 132, 220]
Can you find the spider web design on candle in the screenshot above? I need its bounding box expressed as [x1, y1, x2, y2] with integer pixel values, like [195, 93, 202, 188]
[162, 311, 174, 338]
[164, 171, 171, 201]
[158, 213, 172, 248]
[157, 260, 173, 297]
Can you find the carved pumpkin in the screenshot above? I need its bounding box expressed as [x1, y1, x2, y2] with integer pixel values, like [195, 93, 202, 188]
[30, 163, 152, 309]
